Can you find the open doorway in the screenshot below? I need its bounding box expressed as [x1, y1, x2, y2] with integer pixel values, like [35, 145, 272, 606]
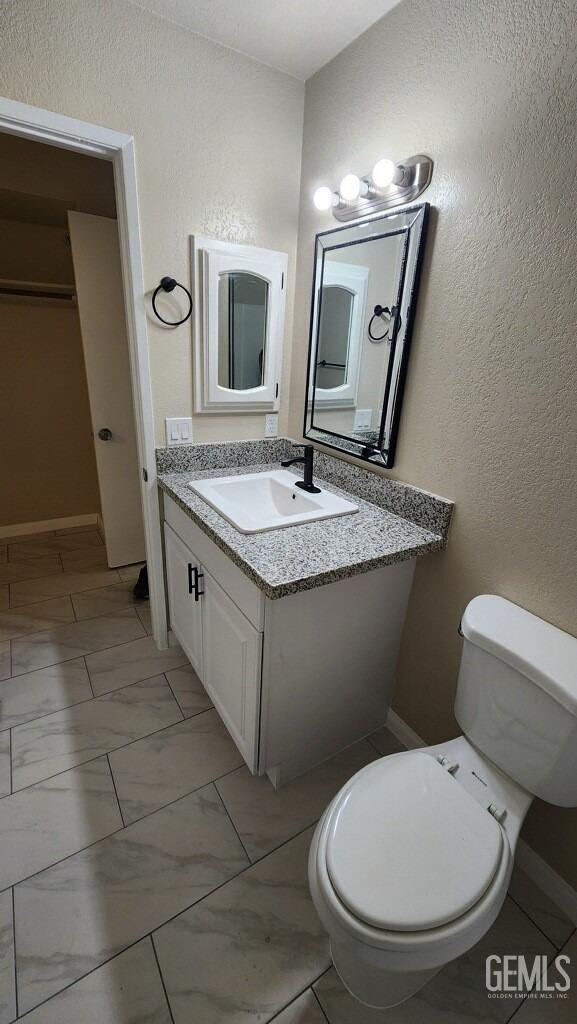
[0, 98, 165, 644]
[0, 133, 145, 571]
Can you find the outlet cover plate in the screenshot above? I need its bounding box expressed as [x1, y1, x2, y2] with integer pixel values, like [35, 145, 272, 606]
[265, 414, 278, 438]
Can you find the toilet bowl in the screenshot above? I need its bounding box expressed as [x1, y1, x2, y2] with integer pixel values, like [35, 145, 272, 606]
[309, 595, 577, 1009]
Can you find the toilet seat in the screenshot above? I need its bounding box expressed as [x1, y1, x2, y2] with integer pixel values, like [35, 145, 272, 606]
[325, 751, 504, 933]
[310, 746, 513, 965]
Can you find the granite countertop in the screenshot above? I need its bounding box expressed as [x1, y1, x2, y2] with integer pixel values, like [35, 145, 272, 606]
[157, 444, 452, 599]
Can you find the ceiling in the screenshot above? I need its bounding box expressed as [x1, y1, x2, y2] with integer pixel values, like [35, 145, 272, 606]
[130, 0, 403, 80]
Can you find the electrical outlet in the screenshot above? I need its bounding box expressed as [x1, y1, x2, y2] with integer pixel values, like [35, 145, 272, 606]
[354, 409, 372, 431]
[264, 414, 278, 438]
[165, 417, 193, 446]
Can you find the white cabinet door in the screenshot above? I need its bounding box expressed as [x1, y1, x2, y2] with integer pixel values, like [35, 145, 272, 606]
[201, 567, 262, 772]
[164, 523, 203, 677]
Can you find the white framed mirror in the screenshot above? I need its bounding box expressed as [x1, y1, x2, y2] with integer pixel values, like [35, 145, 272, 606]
[312, 261, 368, 408]
[192, 236, 287, 412]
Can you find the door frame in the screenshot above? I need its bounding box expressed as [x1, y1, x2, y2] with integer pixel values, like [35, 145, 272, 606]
[0, 96, 168, 646]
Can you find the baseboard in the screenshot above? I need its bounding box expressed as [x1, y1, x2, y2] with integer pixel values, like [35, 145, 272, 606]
[385, 707, 577, 926]
[515, 839, 577, 926]
[385, 708, 426, 750]
[0, 512, 98, 540]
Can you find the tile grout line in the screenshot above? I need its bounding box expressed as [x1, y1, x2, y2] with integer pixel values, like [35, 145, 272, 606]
[508, 891, 572, 951]
[8, 607, 146, 679]
[213, 781, 252, 864]
[312, 981, 331, 1022]
[150, 933, 176, 1024]
[83, 655, 95, 699]
[0, 762, 246, 895]
[2, 685, 201, 802]
[11, 885, 18, 1021]
[7, 692, 186, 798]
[162, 670, 197, 720]
[106, 753, 126, 828]
[8, 728, 12, 796]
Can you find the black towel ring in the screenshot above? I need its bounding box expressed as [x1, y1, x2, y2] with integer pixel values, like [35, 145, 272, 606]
[152, 277, 193, 326]
[368, 304, 391, 343]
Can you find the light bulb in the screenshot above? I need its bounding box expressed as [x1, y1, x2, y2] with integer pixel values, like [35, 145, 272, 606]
[313, 186, 335, 211]
[339, 174, 362, 201]
[372, 158, 396, 189]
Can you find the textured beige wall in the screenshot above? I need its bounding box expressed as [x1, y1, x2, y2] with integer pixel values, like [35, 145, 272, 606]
[0, 0, 304, 444]
[290, 0, 577, 885]
[0, 299, 100, 526]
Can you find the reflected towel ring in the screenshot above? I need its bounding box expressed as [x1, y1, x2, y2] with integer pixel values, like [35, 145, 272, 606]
[367, 304, 392, 343]
[152, 276, 193, 326]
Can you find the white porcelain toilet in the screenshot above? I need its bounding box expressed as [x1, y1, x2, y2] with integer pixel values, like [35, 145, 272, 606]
[309, 594, 577, 1009]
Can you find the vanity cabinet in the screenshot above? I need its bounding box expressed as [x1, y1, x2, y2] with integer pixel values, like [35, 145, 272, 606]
[162, 493, 415, 786]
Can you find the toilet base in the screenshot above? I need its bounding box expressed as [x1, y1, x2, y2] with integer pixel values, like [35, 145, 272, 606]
[331, 937, 441, 1009]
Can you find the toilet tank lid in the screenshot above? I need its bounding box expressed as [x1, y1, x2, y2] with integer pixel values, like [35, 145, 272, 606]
[461, 596, 577, 716]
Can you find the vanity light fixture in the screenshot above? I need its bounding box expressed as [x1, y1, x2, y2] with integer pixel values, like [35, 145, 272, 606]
[314, 154, 433, 222]
[339, 174, 369, 202]
[313, 186, 339, 211]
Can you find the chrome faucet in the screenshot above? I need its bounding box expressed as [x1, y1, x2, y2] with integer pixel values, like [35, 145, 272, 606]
[281, 444, 321, 493]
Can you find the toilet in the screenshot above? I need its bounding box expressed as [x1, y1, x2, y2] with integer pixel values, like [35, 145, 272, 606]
[309, 594, 577, 1009]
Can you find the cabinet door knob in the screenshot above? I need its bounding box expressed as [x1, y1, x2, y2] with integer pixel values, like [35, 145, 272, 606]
[98, 428, 113, 441]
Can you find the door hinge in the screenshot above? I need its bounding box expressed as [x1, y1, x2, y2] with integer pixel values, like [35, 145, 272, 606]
[142, 468, 148, 482]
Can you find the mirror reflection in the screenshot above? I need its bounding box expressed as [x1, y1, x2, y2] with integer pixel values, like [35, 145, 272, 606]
[304, 204, 429, 467]
[218, 272, 268, 390]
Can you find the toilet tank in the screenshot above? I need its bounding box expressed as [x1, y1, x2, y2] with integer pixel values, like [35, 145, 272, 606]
[454, 595, 577, 806]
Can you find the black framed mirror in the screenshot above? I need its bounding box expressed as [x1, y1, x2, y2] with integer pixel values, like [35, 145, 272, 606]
[303, 203, 429, 467]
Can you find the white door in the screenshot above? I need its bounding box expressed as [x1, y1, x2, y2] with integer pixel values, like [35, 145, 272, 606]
[164, 524, 203, 676]
[68, 211, 145, 567]
[201, 567, 262, 771]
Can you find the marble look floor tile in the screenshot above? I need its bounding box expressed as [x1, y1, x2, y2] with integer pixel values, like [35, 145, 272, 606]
[0, 658, 92, 732]
[60, 546, 109, 572]
[271, 989, 328, 1023]
[0, 889, 15, 1024]
[313, 898, 554, 1024]
[509, 865, 574, 948]
[16, 937, 172, 1024]
[513, 930, 576, 1022]
[15, 784, 248, 1013]
[135, 604, 152, 634]
[165, 663, 213, 718]
[71, 582, 143, 621]
[10, 608, 146, 677]
[9, 568, 120, 607]
[86, 635, 187, 696]
[11, 674, 183, 790]
[217, 739, 377, 861]
[0, 555, 63, 585]
[117, 563, 145, 582]
[9, 531, 103, 561]
[0, 644, 9, 683]
[0, 734, 11, 798]
[0, 587, 7, 612]
[367, 724, 407, 756]
[0, 596, 75, 642]
[0, 757, 122, 889]
[154, 827, 330, 1024]
[109, 708, 243, 824]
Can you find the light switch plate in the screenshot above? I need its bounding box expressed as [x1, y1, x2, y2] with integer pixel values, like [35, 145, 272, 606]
[264, 414, 278, 438]
[165, 417, 193, 446]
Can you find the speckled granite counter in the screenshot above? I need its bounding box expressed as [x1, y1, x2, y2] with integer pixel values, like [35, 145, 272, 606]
[156, 439, 453, 599]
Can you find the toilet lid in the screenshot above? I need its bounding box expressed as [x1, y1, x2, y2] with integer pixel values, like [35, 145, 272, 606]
[325, 751, 504, 932]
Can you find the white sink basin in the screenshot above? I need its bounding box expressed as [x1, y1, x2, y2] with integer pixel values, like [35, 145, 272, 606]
[188, 469, 358, 534]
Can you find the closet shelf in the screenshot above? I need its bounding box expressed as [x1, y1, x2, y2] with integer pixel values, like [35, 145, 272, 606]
[0, 278, 76, 300]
